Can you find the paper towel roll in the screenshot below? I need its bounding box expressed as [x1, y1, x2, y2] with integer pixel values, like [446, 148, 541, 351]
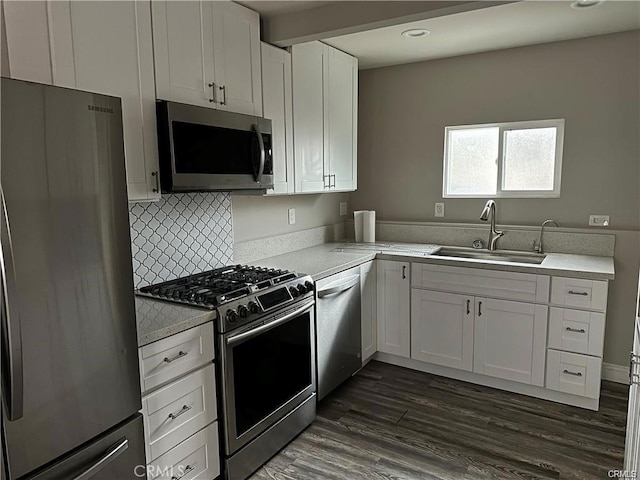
[354, 211, 366, 242]
[363, 211, 376, 243]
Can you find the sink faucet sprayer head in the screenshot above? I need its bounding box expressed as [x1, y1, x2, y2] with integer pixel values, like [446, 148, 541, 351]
[480, 200, 494, 221]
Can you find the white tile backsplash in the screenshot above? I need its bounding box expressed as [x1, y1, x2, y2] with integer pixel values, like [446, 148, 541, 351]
[129, 192, 233, 288]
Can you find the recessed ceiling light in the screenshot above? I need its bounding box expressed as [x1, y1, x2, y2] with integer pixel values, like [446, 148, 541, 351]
[570, 0, 604, 9]
[401, 29, 430, 39]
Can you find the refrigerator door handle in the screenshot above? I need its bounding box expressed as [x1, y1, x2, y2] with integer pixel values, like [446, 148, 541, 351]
[0, 186, 23, 420]
[71, 438, 129, 480]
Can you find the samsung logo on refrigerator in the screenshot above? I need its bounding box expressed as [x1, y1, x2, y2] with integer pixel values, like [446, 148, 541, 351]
[87, 105, 114, 114]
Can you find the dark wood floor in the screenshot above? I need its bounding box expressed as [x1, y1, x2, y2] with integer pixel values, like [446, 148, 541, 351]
[250, 360, 629, 480]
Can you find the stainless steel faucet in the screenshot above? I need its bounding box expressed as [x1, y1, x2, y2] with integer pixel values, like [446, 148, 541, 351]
[479, 200, 504, 251]
[533, 219, 559, 254]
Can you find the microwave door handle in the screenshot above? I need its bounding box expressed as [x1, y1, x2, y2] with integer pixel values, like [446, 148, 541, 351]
[0, 187, 24, 420]
[252, 124, 265, 184]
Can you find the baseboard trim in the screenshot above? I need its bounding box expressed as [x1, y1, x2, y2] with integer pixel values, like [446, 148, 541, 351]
[602, 362, 629, 384]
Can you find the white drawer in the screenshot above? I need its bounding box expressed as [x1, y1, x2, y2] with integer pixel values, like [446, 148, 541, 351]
[411, 263, 549, 303]
[148, 422, 220, 480]
[550, 277, 608, 312]
[546, 349, 602, 399]
[143, 364, 217, 462]
[548, 307, 605, 356]
[139, 323, 215, 394]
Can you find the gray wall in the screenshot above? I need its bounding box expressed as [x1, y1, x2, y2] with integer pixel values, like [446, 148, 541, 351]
[352, 31, 640, 367]
[232, 192, 349, 242]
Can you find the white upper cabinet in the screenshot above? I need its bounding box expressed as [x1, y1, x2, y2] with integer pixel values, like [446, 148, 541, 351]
[48, 1, 160, 202]
[152, 1, 262, 116]
[292, 41, 326, 193]
[326, 46, 358, 191]
[3, 0, 160, 202]
[292, 41, 358, 193]
[261, 43, 294, 195]
[1, 1, 53, 84]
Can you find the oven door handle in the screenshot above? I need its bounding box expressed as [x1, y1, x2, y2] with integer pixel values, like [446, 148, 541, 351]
[252, 123, 265, 184]
[226, 301, 314, 346]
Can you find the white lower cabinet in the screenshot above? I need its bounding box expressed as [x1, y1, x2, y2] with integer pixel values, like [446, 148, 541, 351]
[147, 422, 220, 480]
[546, 349, 602, 399]
[361, 260, 377, 363]
[142, 364, 217, 462]
[376, 260, 410, 358]
[411, 290, 473, 371]
[473, 298, 548, 386]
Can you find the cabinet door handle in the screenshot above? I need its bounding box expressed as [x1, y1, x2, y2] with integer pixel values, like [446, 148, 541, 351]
[562, 369, 583, 377]
[163, 350, 188, 363]
[478, 301, 482, 316]
[330, 174, 336, 188]
[151, 171, 159, 193]
[568, 290, 589, 296]
[630, 352, 640, 386]
[168, 404, 192, 420]
[208, 82, 216, 103]
[565, 327, 586, 334]
[219, 85, 227, 105]
[323, 175, 330, 189]
[466, 299, 470, 315]
[402, 265, 406, 279]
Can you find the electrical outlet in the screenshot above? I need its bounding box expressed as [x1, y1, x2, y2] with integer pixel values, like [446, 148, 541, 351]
[435, 202, 445, 218]
[589, 215, 609, 227]
[340, 202, 347, 216]
[288, 208, 296, 225]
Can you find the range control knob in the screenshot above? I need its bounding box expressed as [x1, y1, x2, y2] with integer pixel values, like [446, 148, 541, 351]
[304, 281, 314, 292]
[297, 284, 307, 295]
[238, 305, 249, 318]
[289, 286, 300, 298]
[226, 309, 239, 324]
[248, 301, 260, 314]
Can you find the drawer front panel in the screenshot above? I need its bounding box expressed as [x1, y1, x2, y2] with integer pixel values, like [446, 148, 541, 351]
[148, 422, 220, 480]
[550, 277, 608, 312]
[143, 364, 217, 462]
[140, 324, 215, 394]
[546, 349, 602, 399]
[411, 263, 549, 303]
[548, 308, 605, 356]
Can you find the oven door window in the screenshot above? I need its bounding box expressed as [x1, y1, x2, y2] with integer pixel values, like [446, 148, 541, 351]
[232, 312, 312, 437]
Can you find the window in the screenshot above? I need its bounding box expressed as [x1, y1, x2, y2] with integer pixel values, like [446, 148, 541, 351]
[443, 119, 564, 198]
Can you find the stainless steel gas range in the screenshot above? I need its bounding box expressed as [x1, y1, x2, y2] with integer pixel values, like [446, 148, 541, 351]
[138, 265, 316, 480]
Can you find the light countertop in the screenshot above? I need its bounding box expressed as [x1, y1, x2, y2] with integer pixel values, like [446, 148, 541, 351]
[135, 296, 217, 347]
[251, 242, 615, 281]
[136, 241, 614, 347]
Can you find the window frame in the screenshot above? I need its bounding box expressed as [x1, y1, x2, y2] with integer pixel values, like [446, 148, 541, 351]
[442, 118, 565, 199]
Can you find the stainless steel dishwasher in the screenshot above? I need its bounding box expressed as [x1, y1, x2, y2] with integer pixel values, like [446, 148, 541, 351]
[315, 265, 362, 400]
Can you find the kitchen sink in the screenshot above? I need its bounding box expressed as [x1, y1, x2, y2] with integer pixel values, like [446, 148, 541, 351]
[432, 247, 546, 265]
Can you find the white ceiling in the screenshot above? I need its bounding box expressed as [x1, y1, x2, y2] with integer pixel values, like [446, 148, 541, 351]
[238, 1, 337, 17]
[323, 0, 640, 69]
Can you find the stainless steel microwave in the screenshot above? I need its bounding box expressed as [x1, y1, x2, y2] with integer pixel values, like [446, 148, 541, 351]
[157, 101, 273, 192]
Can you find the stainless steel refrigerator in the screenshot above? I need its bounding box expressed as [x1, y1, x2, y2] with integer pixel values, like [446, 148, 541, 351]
[0, 78, 145, 479]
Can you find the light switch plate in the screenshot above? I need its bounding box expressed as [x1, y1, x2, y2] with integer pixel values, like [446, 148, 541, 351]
[435, 202, 445, 218]
[589, 215, 609, 227]
[340, 202, 347, 216]
[288, 208, 296, 225]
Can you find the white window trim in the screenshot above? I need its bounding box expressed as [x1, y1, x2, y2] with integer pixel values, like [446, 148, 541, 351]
[442, 118, 565, 199]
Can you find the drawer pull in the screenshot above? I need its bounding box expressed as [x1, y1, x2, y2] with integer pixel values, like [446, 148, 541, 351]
[466, 299, 470, 315]
[168, 404, 192, 420]
[567, 290, 589, 296]
[562, 369, 583, 377]
[164, 351, 188, 363]
[565, 327, 586, 334]
[171, 465, 194, 480]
